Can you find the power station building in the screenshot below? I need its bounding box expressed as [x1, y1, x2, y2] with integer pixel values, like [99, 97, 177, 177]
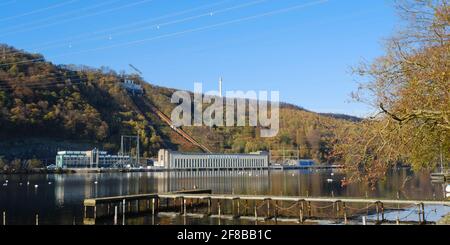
[156, 149, 269, 170]
[55, 149, 131, 169]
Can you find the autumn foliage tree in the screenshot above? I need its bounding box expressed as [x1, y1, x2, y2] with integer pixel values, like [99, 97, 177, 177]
[333, 0, 449, 184]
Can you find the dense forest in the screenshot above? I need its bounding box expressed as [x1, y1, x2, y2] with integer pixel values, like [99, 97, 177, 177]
[0, 44, 356, 169]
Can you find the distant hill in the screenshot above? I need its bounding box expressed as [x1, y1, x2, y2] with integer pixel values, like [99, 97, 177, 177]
[0, 44, 356, 163]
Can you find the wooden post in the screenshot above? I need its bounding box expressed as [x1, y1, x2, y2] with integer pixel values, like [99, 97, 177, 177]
[35, 214, 39, 226]
[84, 206, 87, 218]
[180, 197, 184, 214]
[266, 199, 270, 219]
[380, 202, 384, 222]
[232, 199, 235, 216]
[245, 200, 249, 216]
[218, 201, 221, 218]
[336, 201, 340, 219]
[417, 204, 422, 224]
[307, 201, 312, 217]
[152, 198, 155, 215]
[343, 202, 347, 224]
[275, 201, 278, 223]
[421, 203, 426, 224]
[3, 211, 5, 225]
[94, 206, 97, 219]
[362, 216, 366, 225]
[236, 199, 240, 218]
[114, 206, 118, 225]
[207, 198, 212, 216]
[156, 197, 159, 213]
[146, 199, 150, 211]
[298, 201, 304, 223]
[376, 202, 380, 223]
[122, 199, 126, 214]
[183, 198, 187, 216]
[254, 203, 258, 222]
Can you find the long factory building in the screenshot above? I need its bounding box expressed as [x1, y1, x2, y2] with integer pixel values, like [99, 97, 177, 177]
[156, 149, 269, 170]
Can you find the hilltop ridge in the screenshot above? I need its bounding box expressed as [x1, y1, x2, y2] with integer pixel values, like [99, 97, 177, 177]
[0, 44, 356, 163]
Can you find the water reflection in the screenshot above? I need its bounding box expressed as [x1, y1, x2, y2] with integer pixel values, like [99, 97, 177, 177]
[0, 169, 448, 225]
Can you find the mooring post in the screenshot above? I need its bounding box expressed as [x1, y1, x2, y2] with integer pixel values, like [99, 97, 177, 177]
[254, 203, 258, 221]
[274, 201, 278, 223]
[136, 200, 139, 213]
[343, 202, 347, 224]
[183, 198, 187, 216]
[236, 199, 240, 218]
[362, 216, 366, 225]
[114, 206, 118, 225]
[207, 198, 212, 216]
[2, 211, 5, 226]
[84, 206, 87, 218]
[94, 206, 97, 219]
[152, 198, 155, 215]
[232, 198, 235, 216]
[35, 214, 39, 226]
[298, 201, 304, 223]
[417, 204, 422, 224]
[245, 200, 249, 216]
[180, 197, 184, 214]
[308, 201, 312, 217]
[336, 201, 340, 219]
[380, 202, 385, 222]
[156, 197, 159, 213]
[122, 199, 126, 214]
[266, 199, 270, 219]
[218, 201, 221, 218]
[421, 203, 426, 224]
[376, 202, 380, 223]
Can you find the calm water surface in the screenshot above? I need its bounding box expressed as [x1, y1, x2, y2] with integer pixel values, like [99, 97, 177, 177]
[0, 169, 448, 225]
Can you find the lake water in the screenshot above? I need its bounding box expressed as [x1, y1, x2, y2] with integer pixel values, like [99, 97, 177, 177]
[0, 169, 448, 225]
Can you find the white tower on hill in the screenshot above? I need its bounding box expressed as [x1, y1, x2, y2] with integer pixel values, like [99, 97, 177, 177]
[219, 77, 223, 97]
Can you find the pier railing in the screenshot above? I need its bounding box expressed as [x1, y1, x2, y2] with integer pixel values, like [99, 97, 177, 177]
[83, 191, 450, 225]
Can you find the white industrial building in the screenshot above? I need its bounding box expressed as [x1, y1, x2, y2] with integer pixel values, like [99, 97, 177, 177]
[55, 149, 131, 169]
[156, 149, 269, 170]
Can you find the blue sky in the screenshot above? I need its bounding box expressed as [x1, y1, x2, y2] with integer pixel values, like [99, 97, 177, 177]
[0, 0, 398, 117]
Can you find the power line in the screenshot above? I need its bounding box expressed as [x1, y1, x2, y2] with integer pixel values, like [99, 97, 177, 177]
[1, 0, 237, 56]
[0, 0, 155, 37]
[0, 0, 17, 7]
[0, 0, 79, 23]
[0, 0, 122, 33]
[0, 0, 329, 67]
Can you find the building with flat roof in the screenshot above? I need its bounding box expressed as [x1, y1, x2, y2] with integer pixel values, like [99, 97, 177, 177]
[55, 149, 131, 169]
[156, 149, 269, 170]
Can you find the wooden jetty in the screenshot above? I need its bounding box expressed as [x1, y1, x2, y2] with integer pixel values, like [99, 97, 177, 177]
[83, 190, 450, 225]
